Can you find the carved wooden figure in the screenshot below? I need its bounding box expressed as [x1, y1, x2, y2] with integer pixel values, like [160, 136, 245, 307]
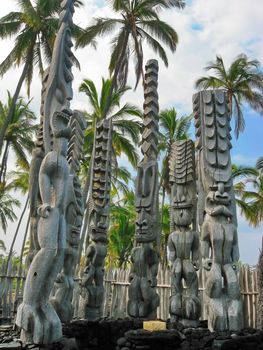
[16, 111, 71, 344]
[51, 111, 86, 323]
[79, 119, 112, 320]
[16, 0, 76, 344]
[193, 90, 243, 332]
[168, 140, 201, 327]
[128, 60, 160, 320]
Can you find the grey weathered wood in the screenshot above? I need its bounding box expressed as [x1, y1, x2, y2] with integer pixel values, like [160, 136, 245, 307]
[1, 265, 259, 328]
[128, 60, 160, 320]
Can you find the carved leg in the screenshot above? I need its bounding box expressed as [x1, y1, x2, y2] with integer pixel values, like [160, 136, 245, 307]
[16, 249, 63, 344]
[140, 277, 159, 319]
[170, 259, 183, 321]
[128, 276, 141, 318]
[204, 264, 227, 331]
[16, 209, 64, 344]
[183, 260, 200, 320]
[223, 264, 243, 331]
[205, 263, 222, 298]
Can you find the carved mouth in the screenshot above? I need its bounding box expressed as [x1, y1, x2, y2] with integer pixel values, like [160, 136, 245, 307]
[71, 228, 80, 234]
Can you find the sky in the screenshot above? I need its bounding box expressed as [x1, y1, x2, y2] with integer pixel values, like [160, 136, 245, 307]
[0, 0, 263, 265]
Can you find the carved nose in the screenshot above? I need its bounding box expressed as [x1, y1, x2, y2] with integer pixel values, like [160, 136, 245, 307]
[136, 219, 148, 228]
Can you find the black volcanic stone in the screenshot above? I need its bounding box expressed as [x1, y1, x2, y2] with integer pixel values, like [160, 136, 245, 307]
[62, 318, 143, 350]
[124, 329, 183, 350]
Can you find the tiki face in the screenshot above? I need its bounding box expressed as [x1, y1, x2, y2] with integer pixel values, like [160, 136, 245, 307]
[135, 160, 158, 242]
[171, 183, 195, 228]
[66, 202, 82, 247]
[204, 182, 233, 218]
[65, 175, 83, 248]
[172, 207, 193, 227]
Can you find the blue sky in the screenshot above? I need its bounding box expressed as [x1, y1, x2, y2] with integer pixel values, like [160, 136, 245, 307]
[0, 0, 263, 264]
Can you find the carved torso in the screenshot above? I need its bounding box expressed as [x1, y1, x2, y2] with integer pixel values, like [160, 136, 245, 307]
[131, 246, 158, 278]
[202, 215, 237, 265]
[169, 230, 196, 260]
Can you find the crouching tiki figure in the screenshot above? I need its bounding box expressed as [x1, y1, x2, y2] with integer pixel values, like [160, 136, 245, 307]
[168, 140, 201, 326]
[194, 90, 243, 331]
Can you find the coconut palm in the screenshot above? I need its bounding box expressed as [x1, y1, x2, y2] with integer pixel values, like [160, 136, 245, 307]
[0, 93, 37, 183]
[0, 0, 83, 156]
[0, 182, 20, 234]
[4, 160, 31, 274]
[76, 0, 185, 118]
[195, 54, 263, 137]
[79, 77, 142, 172]
[232, 161, 263, 227]
[0, 240, 6, 258]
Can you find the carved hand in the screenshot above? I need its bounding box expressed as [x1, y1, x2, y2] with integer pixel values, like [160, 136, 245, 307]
[38, 204, 51, 218]
[149, 276, 157, 288]
[193, 261, 200, 271]
[128, 273, 135, 283]
[203, 258, 213, 271]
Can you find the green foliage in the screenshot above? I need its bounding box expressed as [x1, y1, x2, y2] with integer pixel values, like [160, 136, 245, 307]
[0, 92, 37, 182]
[0, 183, 20, 234]
[76, 0, 185, 89]
[107, 191, 136, 268]
[195, 54, 263, 137]
[0, 0, 84, 95]
[232, 159, 263, 227]
[79, 77, 142, 170]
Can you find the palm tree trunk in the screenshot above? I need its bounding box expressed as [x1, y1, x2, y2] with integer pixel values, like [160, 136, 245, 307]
[101, 30, 130, 120]
[5, 195, 29, 274]
[0, 141, 9, 183]
[257, 237, 263, 329]
[77, 128, 97, 265]
[77, 207, 89, 264]
[14, 213, 30, 307]
[0, 62, 29, 157]
[160, 185, 167, 265]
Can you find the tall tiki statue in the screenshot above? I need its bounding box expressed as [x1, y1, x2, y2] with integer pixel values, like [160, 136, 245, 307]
[128, 60, 160, 320]
[79, 119, 112, 320]
[16, 0, 78, 344]
[168, 140, 200, 326]
[193, 90, 243, 331]
[50, 112, 86, 323]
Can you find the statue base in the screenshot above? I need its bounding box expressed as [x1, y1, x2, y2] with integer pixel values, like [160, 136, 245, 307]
[143, 321, 166, 331]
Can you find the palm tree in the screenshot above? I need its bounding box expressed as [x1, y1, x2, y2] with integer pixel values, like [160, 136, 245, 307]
[0, 93, 37, 183]
[0, 0, 83, 156]
[237, 174, 263, 227]
[195, 54, 263, 137]
[79, 78, 142, 174]
[0, 239, 6, 258]
[76, 0, 185, 118]
[0, 182, 20, 234]
[232, 161, 263, 227]
[4, 160, 31, 274]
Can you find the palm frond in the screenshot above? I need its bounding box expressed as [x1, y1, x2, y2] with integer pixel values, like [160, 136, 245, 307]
[76, 18, 121, 48]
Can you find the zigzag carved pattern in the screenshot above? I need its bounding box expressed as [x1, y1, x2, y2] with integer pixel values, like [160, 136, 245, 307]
[142, 60, 159, 160]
